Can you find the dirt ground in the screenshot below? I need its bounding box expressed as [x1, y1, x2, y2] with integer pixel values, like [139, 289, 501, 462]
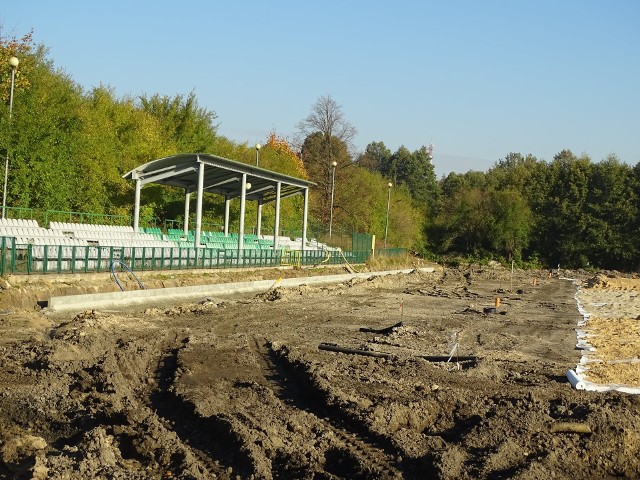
[1, 264, 640, 479]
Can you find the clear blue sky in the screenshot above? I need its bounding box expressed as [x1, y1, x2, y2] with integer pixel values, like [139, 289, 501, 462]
[3, 1, 639, 177]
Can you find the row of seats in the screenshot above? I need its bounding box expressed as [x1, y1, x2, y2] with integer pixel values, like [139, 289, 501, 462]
[0, 218, 39, 227]
[71, 230, 160, 241]
[11, 235, 175, 249]
[15, 236, 86, 246]
[0, 226, 57, 237]
[3, 221, 335, 252]
[3, 221, 329, 248]
[49, 221, 134, 232]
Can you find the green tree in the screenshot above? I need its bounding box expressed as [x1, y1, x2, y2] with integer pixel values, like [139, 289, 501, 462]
[538, 150, 592, 267]
[489, 189, 532, 261]
[336, 166, 422, 248]
[433, 187, 493, 255]
[300, 131, 351, 225]
[583, 156, 637, 269]
[357, 141, 391, 172]
[7, 45, 84, 211]
[381, 145, 439, 213]
[139, 92, 219, 153]
[296, 96, 357, 227]
[439, 170, 488, 198]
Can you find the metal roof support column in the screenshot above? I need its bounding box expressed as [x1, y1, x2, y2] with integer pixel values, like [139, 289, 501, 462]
[224, 196, 230, 237]
[274, 182, 281, 250]
[302, 187, 308, 253]
[133, 178, 141, 233]
[256, 202, 262, 237]
[184, 190, 191, 235]
[194, 159, 204, 248]
[238, 174, 247, 253]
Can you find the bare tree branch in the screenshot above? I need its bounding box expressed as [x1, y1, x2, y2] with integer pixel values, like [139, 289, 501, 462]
[296, 95, 357, 147]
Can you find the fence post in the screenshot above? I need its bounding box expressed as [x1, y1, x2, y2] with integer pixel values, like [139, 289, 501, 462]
[10, 238, 16, 273]
[26, 244, 32, 274]
[0, 237, 5, 275]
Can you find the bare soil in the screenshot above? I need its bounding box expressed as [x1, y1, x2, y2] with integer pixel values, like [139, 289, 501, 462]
[1, 265, 640, 479]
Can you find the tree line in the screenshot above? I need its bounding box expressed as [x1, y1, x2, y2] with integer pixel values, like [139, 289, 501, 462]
[1, 33, 639, 270]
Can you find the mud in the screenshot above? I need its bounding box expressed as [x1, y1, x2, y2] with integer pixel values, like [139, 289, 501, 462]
[1, 266, 640, 479]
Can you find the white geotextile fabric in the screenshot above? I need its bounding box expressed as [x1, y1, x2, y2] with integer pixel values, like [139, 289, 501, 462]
[567, 280, 640, 394]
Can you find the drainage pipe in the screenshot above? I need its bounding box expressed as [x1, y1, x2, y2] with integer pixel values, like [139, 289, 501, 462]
[318, 343, 478, 363]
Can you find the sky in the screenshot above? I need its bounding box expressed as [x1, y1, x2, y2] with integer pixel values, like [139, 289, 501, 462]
[2, 1, 640, 177]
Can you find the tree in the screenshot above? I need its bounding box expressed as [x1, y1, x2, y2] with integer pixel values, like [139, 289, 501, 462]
[537, 150, 592, 267]
[583, 155, 637, 269]
[7, 45, 85, 211]
[405, 146, 438, 211]
[251, 133, 308, 233]
[296, 95, 357, 214]
[300, 132, 352, 224]
[0, 31, 34, 103]
[334, 165, 423, 248]
[432, 187, 493, 255]
[357, 141, 391, 172]
[139, 92, 219, 153]
[296, 95, 357, 148]
[489, 189, 532, 261]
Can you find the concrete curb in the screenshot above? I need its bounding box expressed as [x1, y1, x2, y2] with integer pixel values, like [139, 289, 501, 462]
[48, 267, 435, 312]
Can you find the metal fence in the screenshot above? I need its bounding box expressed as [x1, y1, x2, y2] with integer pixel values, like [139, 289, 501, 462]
[0, 237, 375, 275]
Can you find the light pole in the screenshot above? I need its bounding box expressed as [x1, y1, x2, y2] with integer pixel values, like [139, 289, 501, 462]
[329, 160, 337, 239]
[2, 56, 19, 220]
[255, 143, 261, 166]
[384, 182, 392, 247]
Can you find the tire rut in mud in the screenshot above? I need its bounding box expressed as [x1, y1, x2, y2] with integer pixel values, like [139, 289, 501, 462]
[149, 340, 255, 478]
[252, 336, 405, 479]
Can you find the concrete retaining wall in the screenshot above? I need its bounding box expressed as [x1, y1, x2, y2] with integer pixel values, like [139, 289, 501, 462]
[48, 267, 435, 312]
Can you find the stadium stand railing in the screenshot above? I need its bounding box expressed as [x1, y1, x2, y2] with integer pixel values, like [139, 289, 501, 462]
[0, 219, 375, 275]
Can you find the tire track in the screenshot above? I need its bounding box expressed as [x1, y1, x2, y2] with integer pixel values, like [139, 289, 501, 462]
[148, 342, 254, 478]
[251, 336, 403, 479]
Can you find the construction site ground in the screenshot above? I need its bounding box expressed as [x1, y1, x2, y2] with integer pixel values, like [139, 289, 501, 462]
[1, 264, 639, 479]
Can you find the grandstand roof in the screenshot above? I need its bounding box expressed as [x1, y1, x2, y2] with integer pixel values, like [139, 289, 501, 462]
[123, 153, 315, 203]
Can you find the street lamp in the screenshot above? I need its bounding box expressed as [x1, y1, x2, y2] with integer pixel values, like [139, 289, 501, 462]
[384, 182, 392, 247]
[255, 143, 261, 166]
[2, 56, 19, 220]
[329, 160, 337, 239]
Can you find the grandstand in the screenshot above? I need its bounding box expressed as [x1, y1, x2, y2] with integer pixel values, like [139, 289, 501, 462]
[0, 153, 376, 275]
[0, 217, 346, 275]
[123, 153, 316, 251]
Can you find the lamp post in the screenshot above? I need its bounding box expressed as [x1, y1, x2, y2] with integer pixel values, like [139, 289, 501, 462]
[255, 143, 261, 166]
[384, 182, 392, 247]
[329, 160, 337, 239]
[2, 56, 19, 220]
